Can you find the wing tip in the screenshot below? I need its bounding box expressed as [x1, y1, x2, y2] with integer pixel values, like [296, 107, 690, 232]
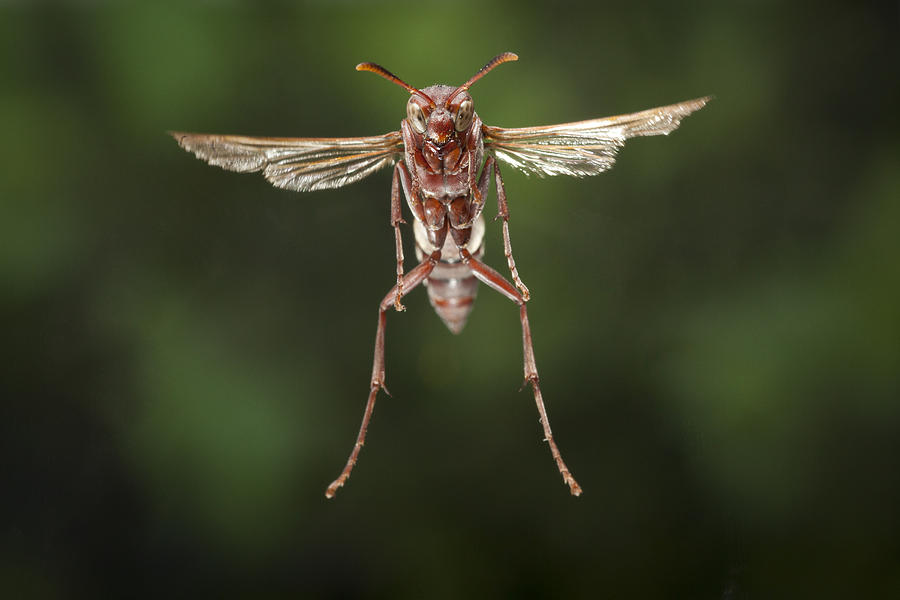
[691, 95, 714, 110]
[167, 130, 194, 150]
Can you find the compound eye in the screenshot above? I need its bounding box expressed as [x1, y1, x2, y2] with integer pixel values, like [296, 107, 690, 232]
[454, 98, 474, 132]
[407, 101, 427, 134]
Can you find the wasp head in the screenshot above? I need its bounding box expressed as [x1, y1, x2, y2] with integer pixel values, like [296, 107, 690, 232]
[357, 52, 517, 149]
[405, 86, 474, 148]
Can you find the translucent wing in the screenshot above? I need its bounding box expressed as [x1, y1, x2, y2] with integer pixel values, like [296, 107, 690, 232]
[170, 130, 404, 192]
[483, 96, 710, 178]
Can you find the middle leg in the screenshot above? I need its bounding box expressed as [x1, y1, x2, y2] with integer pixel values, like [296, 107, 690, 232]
[482, 158, 530, 301]
[390, 162, 409, 312]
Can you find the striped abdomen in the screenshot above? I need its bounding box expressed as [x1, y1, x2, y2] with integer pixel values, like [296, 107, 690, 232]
[413, 216, 485, 334]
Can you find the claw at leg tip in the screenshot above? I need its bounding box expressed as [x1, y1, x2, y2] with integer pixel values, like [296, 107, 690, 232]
[567, 479, 583, 496]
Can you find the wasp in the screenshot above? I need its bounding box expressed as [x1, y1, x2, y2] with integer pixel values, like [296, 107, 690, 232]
[171, 52, 709, 498]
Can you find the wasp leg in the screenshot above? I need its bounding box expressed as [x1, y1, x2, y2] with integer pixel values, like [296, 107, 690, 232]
[325, 251, 441, 499]
[390, 163, 409, 312]
[483, 158, 530, 301]
[459, 249, 581, 496]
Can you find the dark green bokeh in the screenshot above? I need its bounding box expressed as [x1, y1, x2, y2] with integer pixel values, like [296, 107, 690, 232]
[2, 1, 898, 597]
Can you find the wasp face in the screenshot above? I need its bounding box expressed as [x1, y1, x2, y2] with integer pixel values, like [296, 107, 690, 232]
[407, 85, 475, 147]
[425, 105, 454, 146]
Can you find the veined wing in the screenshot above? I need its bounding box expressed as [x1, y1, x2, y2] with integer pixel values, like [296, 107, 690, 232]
[170, 130, 404, 192]
[483, 96, 710, 178]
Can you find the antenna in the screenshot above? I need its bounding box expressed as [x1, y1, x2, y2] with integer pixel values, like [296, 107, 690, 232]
[446, 52, 518, 107]
[356, 62, 436, 108]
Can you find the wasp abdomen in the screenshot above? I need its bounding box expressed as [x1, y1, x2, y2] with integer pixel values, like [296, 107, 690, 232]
[414, 215, 485, 333]
[425, 268, 479, 334]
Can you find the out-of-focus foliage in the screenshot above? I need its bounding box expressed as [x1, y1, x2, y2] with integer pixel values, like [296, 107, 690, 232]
[1, 1, 897, 597]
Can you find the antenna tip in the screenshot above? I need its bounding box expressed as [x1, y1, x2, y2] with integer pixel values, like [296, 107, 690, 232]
[356, 62, 372, 72]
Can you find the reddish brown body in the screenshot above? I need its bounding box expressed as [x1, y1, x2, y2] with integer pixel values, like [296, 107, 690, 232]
[399, 84, 489, 332]
[170, 53, 709, 499]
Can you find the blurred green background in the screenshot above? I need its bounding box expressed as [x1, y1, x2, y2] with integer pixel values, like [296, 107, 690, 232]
[2, 0, 898, 597]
